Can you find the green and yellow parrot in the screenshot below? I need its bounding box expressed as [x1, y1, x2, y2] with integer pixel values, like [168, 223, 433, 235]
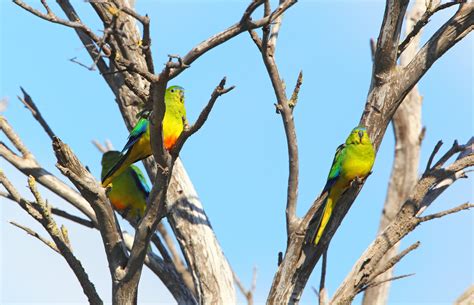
[102, 86, 187, 187]
[314, 126, 375, 246]
[101, 150, 150, 220]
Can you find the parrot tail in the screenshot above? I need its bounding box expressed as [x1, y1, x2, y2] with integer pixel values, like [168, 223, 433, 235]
[314, 195, 335, 246]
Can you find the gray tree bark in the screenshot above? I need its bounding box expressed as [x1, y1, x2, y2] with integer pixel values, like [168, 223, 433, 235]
[361, 0, 426, 304]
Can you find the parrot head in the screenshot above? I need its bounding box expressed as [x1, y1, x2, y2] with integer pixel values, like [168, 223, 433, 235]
[346, 126, 371, 145]
[166, 85, 185, 104]
[165, 85, 186, 119]
[101, 151, 122, 180]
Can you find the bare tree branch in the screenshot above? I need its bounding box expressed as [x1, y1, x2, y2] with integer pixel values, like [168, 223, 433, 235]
[249, 0, 301, 239]
[18, 87, 56, 140]
[90, 138, 195, 299]
[0, 117, 97, 223]
[13, 1, 296, 302]
[368, 241, 420, 284]
[425, 140, 443, 174]
[52, 137, 128, 275]
[12, 0, 105, 49]
[92, 140, 109, 154]
[1, 173, 102, 305]
[170, 77, 235, 156]
[363, 1, 425, 303]
[418, 202, 473, 222]
[12, 1, 470, 304]
[319, 251, 328, 305]
[398, 3, 473, 109]
[372, 0, 409, 79]
[10, 221, 60, 253]
[168, 0, 297, 80]
[117, 5, 155, 73]
[417, 138, 473, 216]
[233, 267, 257, 305]
[330, 141, 473, 304]
[122, 233, 198, 305]
[156, 223, 196, 296]
[398, 0, 465, 57]
[454, 285, 474, 305]
[51, 207, 95, 229]
[361, 274, 415, 292]
[5, 89, 193, 303]
[0, 170, 42, 220]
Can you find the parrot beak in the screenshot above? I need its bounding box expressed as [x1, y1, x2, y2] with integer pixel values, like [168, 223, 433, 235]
[358, 130, 364, 142]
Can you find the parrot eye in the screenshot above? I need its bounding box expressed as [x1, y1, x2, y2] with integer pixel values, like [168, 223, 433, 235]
[170, 89, 175, 93]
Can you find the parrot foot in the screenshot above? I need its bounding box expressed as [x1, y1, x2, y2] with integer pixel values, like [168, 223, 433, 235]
[157, 163, 170, 176]
[350, 176, 365, 187]
[104, 184, 113, 194]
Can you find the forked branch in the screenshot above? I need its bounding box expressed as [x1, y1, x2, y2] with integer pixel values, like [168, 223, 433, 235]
[330, 140, 473, 304]
[0, 173, 102, 305]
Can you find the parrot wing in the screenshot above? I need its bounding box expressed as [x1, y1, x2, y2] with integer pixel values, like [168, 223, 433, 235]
[122, 118, 149, 153]
[129, 165, 150, 196]
[322, 143, 345, 194]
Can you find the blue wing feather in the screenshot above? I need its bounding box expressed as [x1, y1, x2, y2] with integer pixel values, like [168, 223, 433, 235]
[322, 143, 345, 193]
[129, 165, 150, 196]
[122, 118, 149, 153]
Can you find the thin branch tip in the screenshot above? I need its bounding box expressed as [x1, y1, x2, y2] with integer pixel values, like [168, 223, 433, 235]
[418, 202, 473, 222]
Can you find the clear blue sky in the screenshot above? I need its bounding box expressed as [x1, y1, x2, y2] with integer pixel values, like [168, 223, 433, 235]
[1, 1, 472, 304]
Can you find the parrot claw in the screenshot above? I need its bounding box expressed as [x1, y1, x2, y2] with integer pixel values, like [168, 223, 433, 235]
[104, 184, 113, 194]
[349, 176, 365, 187]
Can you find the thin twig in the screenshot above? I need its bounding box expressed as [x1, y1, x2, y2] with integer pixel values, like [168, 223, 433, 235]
[104, 139, 114, 151]
[361, 274, 415, 291]
[114, 56, 159, 83]
[417, 141, 472, 216]
[248, 30, 263, 51]
[369, 242, 420, 282]
[17, 87, 56, 140]
[170, 77, 235, 156]
[397, 0, 465, 57]
[92, 140, 108, 153]
[4, 174, 103, 305]
[150, 234, 174, 264]
[13, 0, 105, 51]
[0, 171, 43, 220]
[319, 250, 329, 305]
[10, 221, 60, 253]
[241, 0, 265, 23]
[52, 136, 128, 274]
[418, 202, 473, 222]
[1, 106, 97, 224]
[168, 0, 297, 80]
[121, 232, 197, 303]
[249, 1, 301, 238]
[312, 286, 320, 298]
[233, 267, 257, 305]
[432, 140, 464, 170]
[289, 70, 303, 110]
[330, 140, 473, 304]
[117, 6, 154, 73]
[425, 140, 443, 173]
[156, 223, 195, 294]
[369, 38, 376, 60]
[70, 57, 96, 71]
[0, 116, 31, 157]
[51, 207, 95, 228]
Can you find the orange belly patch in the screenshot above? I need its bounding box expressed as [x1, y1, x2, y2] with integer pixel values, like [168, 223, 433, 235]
[110, 198, 127, 211]
[164, 135, 178, 150]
